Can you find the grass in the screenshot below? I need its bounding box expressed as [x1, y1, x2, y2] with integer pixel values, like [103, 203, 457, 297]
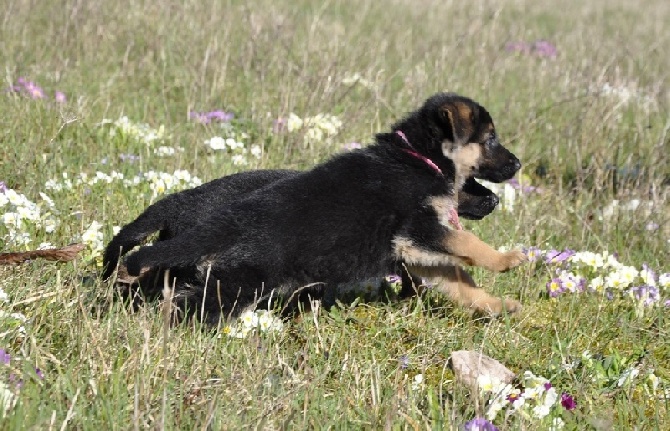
[0, 0, 669, 429]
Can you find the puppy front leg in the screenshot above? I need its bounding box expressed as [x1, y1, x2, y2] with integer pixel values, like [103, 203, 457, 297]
[395, 208, 526, 273]
[393, 230, 526, 273]
[442, 230, 527, 272]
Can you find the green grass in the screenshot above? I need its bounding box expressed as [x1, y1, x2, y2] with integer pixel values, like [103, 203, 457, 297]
[1, 0, 669, 429]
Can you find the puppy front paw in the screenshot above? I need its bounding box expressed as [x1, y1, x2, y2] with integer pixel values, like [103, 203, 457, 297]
[497, 250, 528, 272]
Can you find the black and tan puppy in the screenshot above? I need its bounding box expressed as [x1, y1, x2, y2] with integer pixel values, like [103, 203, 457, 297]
[124, 93, 525, 324]
[103, 171, 508, 313]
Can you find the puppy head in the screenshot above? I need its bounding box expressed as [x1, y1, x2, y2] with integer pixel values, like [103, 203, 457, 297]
[423, 93, 522, 183]
[458, 177, 499, 220]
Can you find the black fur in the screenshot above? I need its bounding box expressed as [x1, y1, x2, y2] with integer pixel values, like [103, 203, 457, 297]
[122, 93, 520, 324]
[102, 173, 497, 281]
[102, 170, 297, 280]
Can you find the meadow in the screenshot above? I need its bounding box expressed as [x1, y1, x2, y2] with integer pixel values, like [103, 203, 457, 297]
[0, 0, 669, 429]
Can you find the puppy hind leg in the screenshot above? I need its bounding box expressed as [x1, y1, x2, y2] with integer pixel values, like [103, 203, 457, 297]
[434, 266, 521, 316]
[125, 230, 228, 276]
[407, 265, 521, 316]
[398, 265, 425, 299]
[102, 200, 175, 280]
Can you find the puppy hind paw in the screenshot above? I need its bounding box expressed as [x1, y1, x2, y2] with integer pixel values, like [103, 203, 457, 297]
[472, 297, 522, 317]
[124, 255, 144, 277]
[501, 298, 522, 314]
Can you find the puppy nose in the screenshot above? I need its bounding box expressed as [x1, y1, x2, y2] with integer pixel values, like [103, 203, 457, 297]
[512, 158, 521, 171]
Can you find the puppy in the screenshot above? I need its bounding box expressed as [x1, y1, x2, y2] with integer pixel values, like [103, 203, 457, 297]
[104, 172, 508, 314]
[123, 93, 525, 324]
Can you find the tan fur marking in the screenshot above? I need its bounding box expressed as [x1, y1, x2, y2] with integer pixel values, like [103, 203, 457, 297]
[393, 237, 467, 267]
[442, 143, 482, 189]
[455, 102, 472, 122]
[429, 196, 457, 227]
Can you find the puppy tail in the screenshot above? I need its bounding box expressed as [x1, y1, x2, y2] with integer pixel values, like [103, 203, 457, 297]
[102, 208, 169, 280]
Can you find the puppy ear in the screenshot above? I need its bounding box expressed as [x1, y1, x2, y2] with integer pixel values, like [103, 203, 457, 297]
[441, 102, 474, 147]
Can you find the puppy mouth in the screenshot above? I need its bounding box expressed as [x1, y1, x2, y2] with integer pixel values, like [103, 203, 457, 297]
[459, 195, 500, 220]
[475, 158, 522, 183]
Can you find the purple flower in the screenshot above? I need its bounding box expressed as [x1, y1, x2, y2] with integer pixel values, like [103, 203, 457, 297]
[547, 278, 564, 297]
[505, 42, 531, 54]
[545, 249, 574, 264]
[508, 178, 541, 193]
[0, 181, 7, 192]
[21, 80, 45, 99]
[505, 40, 557, 58]
[641, 263, 657, 284]
[511, 180, 543, 193]
[606, 290, 614, 301]
[272, 118, 287, 133]
[577, 277, 587, 292]
[9, 373, 23, 388]
[205, 111, 234, 122]
[119, 153, 140, 163]
[560, 392, 576, 410]
[55, 91, 67, 103]
[506, 392, 521, 403]
[645, 222, 659, 231]
[0, 349, 10, 365]
[189, 110, 234, 124]
[189, 111, 210, 123]
[398, 355, 409, 369]
[664, 299, 670, 308]
[543, 382, 553, 391]
[386, 274, 401, 284]
[628, 285, 660, 306]
[342, 142, 362, 151]
[533, 40, 558, 58]
[522, 246, 542, 262]
[463, 417, 499, 431]
[507, 178, 521, 189]
[35, 368, 44, 379]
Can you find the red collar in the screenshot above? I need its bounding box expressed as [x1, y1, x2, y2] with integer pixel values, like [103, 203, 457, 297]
[395, 130, 443, 176]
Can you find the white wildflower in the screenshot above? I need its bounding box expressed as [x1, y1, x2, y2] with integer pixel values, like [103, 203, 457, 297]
[549, 417, 565, 431]
[205, 136, 227, 150]
[617, 367, 640, 387]
[82, 221, 104, 253]
[0, 382, 15, 415]
[2, 212, 20, 228]
[411, 374, 425, 391]
[231, 154, 248, 166]
[659, 273, 670, 289]
[589, 276, 605, 293]
[250, 145, 262, 159]
[640, 267, 656, 287]
[286, 113, 304, 133]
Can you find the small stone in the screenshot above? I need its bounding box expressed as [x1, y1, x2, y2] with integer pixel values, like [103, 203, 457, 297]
[449, 350, 515, 390]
